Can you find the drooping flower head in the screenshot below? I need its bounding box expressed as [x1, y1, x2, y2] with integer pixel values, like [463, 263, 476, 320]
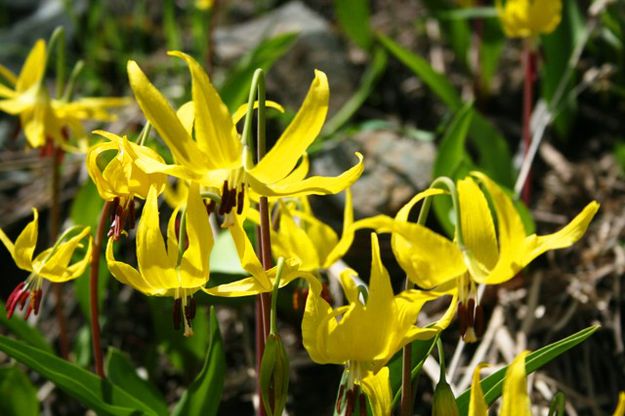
[391, 173, 599, 342]
[127, 52, 363, 225]
[1, 209, 92, 319]
[302, 232, 457, 415]
[106, 183, 212, 336]
[496, 0, 562, 38]
[86, 130, 167, 239]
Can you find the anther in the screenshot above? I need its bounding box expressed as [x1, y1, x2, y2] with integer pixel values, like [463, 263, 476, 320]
[110, 197, 120, 222]
[205, 200, 216, 216]
[236, 185, 245, 215]
[457, 301, 468, 337]
[345, 389, 355, 416]
[228, 188, 237, 212]
[184, 296, 197, 322]
[474, 304, 485, 338]
[173, 298, 182, 331]
[336, 385, 345, 413]
[33, 289, 43, 315]
[219, 181, 231, 215]
[358, 392, 367, 416]
[467, 298, 476, 328]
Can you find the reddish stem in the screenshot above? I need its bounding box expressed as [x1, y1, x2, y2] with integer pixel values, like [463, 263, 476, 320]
[522, 43, 537, 204]
[90, 200, 112, 378]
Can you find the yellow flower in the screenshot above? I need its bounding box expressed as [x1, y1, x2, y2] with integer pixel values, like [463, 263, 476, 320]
[0, 209, 92, 319]
[496, 0, 562, 38]
[614, 392, 625, 416]
[469, 351, 531, 416]
[0, 40, 128, 149]
[195, 0, 213, 10]
[86, 130, 167, 239]
[302, 233, 457, 416]
[106, 183, 212, 336]
[391, 173, 598, 341]
[127, 52, 363, 221]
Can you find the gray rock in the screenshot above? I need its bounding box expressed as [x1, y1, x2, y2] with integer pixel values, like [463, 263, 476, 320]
[214, 1, 355, 115]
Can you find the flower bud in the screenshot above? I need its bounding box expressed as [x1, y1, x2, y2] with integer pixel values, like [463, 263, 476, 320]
[260, 333, 289, 416]
[432, 379, 459, 416]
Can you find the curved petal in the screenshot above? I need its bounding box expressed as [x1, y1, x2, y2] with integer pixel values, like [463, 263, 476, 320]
[136, 186, 178, 290]
[249, 152, 364, 197]
[500, 351, 531, 416]
[271, 205, 320, 272]
[178, 183, 213, 288]
[302, 277, 335, 364]
[468, 363, 489, 416]
[127, 60, 206, 170]
[16, 40, 46, 92]
[250, 70, 329, 183]
[0, 63, 17, 86]
[176, 101, 195, 136]
[106, 238, 166, 295]
[169, 51, 241, 168]
[0, 208, 39, 271]
[360, 368, 392, 416]
[228, 215, 271, 289]
[339, 269, 361, 304]
[458, 177, 498, 270]
[614, 391, 625, 416]
[232, 100, 285, 124]
[34, 226, 92, 282]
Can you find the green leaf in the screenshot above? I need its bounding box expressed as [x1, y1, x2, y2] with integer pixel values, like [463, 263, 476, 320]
[469, 113, 514, 187]
[320, 46, 388, 141]
[456, 325, 600, 415]
[106, 348, 168, 416]
[377, 33, 462, 110]
[0, 365, 39, 416]
[335, 0, 372, 49]
[0, 300, 53, 354]
[172, 306, 226, 416]
[70, 180, 105, 231]
[0, 335, 158, 415]
[220, 33, 298, 111]
[433, 104, 475, 235]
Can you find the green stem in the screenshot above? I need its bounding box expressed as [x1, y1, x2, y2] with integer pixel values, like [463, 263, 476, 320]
[176, 208, 188, 266]
[136, 122, 152, 146]
[62, 60, 85, 102]
[269, 258, 285, 335]
[47, 27, 65, 98]
[436, 338, 446, 378]
[240, 69, 265, 153]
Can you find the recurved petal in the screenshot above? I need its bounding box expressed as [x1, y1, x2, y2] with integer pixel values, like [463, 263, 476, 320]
[249, 152, 364, 197]
[127, 60, 204, 169]
[302, 278, 335, 364]
[468, 363, 489, 416]
[0, 63, 17, 86]
[228, 215, 271, 289]
[250, 70, 329, 184]
[16, 39, 46, 92]
[360, 368, 392, 416]
[271, 206, 320, 271]
[500, 351, 531, 416]
[0, 208, 39, 271]
[522, 201, 599, 265]
[232, 100, 285, 124]
[106, 238, 165, 295]
[169, 51, 241, 168]
[21, 105, 46, 148]
[34, 226, 92, 282]
[458, 177, 498, 270]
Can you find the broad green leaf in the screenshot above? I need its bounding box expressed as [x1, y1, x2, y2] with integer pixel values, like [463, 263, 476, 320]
[377, 33, 462, 110]
[106, 348, 168, 416]
[456, 325, 599, 415]
[320, 46, 388, 141]
[220, 33, 298, 111]
[0, 300, 53, 354]
[0, 335, 158, 415]
[172, 306, 226, 416]
[0, 365, 39, 416]
[335, 0, 372, 50]
[389, 336, 439, 410]
[435, 7, 498, 20]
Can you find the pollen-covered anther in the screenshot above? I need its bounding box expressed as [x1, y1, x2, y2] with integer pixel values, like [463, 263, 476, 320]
[107, 197, 135, 241]
[458, 298, 481, 343]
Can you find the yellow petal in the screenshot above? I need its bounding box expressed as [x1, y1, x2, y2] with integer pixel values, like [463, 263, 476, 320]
[271, 205, 320, 271]
[178, 183, 213, 288]
[0, 63, 17, 86]
[468, 363, 489, 416]
[339, 268, 361, 304]
[500, 351, 531, 416]
[21, 105, 46, 148]
[33, 226, 92, 282]
[16, 40, 46, 92]
[127, 60, 206, 170]
[232, 100, 285, 124]
[249, 152, 364, 197]
[169, 51, 242, 168]
[250, 70, 329, 184]
[136, 186, 178, 290]
[106, 237, 166, 295]
[302, 278, 335, 364]
[176, 101, 195, 136]
[360, 368, 392, 416]
[228, 215, 271, 289]
[458, 177, 499, 270]
[0, 208, 38, 271]
[0, 97, 32, 114]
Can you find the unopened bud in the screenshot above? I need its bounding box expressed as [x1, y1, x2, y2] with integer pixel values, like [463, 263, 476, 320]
[432, 380, 458, 416]
[260, 333, 290, 416]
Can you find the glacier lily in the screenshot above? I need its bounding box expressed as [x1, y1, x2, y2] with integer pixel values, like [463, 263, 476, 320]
[496, 0, 562, 38]
[106, 183, 212, 336]
[127, 51, 363, 224]
[391, 173, 599, 341]
[0, 39, 127, 150]
[302, 232, 457, 416]
[86, 130, 167, 239]
[1, 209, 92, 319]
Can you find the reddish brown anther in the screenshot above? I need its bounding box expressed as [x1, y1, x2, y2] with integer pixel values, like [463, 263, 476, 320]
[205, 199, 216, 216]
[336, 384, 345, 413]
[358, 392, 367, 416]
[345, 388, 355, 416]
[467, 298, 476, 328]
[33, 289, 43, 315]
[219, 181, 231, 215]
[184, 296, 197, 322]
[236, 185, 245, 215]
[6, 282, 27, 319]
[457, 301, 468, 337]
[474, 304, 485, 338]
[173, 298, 182, 330]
